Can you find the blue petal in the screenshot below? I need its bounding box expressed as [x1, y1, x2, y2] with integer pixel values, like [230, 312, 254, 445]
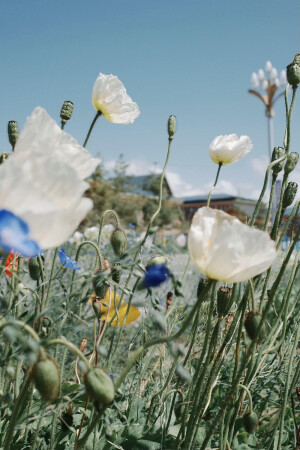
[144, 265, 169, 288]
[58, 247, 80, 270]
[0, 209, 40, 257]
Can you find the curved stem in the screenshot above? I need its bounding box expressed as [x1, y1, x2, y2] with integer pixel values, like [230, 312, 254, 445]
[285, 85, 298, 154]
[0, 319, 40, 342]
[97, 209, 120, 247]
[70, 240, 103, 294]
[237, 384, 253, 414]
[207, 163, 222, 207]
[45, 338, 91, 369]
[83, 112, 101, 148]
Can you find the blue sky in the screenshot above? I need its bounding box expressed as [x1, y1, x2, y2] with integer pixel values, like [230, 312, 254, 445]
[1, 0, 300, 199]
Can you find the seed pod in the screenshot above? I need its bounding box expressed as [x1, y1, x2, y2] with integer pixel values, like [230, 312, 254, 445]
[84, 367, 115, 406]
[286, 63, 300, 86]
[174, 401, 185, 421]
[60, 101, 74, 122]
[7, 121, 19, 148]
[111, 262, 121, 283]
[217, 286, 232, 317]
[31, 352, 60, 402]
[284, 152, 299, 175]
[293, 54, 300, 65]
[197, 277, 209, 301]
[92, 269, 109, 298]
[282, 182, 298, 209]
[244, 311, 266, 343]
[110, 228, 127, 257]
[28, 257, 41, 281]
[271, 147, 285, 174]
[168, 115, 176, 139]
[146, 255, 168, 269]
[243, 412, 259, 434]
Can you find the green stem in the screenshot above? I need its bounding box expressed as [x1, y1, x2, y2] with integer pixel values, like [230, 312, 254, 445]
[45, 248, 58, 306]
[45, 338, 91, 369]
[237, 384, 253, 413]
[285, 85, 298, 154]
[83, 111, 101, 148]
[70, 240, 103, 295]
[0, 319, 40, 342]
[263, 174, 277, 231]
[76, 409, 105, 450]
[207, 163, 222, 207]
[97, 209, 120, 247]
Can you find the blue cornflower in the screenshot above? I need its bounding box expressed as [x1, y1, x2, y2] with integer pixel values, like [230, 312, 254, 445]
[0, 209, 40, 257]
[143, 264, 169, 289]
[57, 247, 81, 270]
[128, 222, 136, 229]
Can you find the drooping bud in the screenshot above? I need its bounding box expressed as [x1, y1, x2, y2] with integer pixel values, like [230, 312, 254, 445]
[168, 115, 176, 139]
[282, 182, 298, 209]
[244, 311, 267, 343]
[7, 121, 19, 149]
[60, 101, 74, 123]
[286, 62, 300, 86]
[28, 257, 41, 281]
[92, 269, 110, 299]
[31, 352, 60, 402]
[146, 255, 168, 269]
[271, 147, 285, 174]
[216, 286, 232, 317]
[111, 262, 121, 283]
[243, 412, 259, 434]
[284, 152, 299, 174]
[197, 277, 209, 301]
[84, 367, 115, 406]
[110, 228, 127, 257]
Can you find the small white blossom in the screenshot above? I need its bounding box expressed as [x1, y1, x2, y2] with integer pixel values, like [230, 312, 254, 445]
[176, 233, 187, 248]
[92, 73, 140, 124]
[209, 134, 253, 166]
[188, 207, 277, 283]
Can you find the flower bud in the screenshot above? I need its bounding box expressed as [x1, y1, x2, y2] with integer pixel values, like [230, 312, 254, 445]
[84, 367, 115, 406]
[286, 63, 300, 86]
[168, 115, 176, 139]
[28, 257, 41, 281]
[146, 255, 168, 269]
[110, 228, 127, 257]
[174, 401, 185, 421]
[31, 352, 60, 402]
[92, 269, 110, 299]
[216, 287, 232, 317]
[7, 121, 19, 148]
[293, 53, 300, 65]
[244, 311, 267, 343]
[197, 277, 209, 301]
[282, 182, 298, 209]
[271, 147, 285, 174]
[243, 412, 259, 434]
[111, 262, 122, 283]
[60, 101, 74, 122]
[284, 152, 299, 174]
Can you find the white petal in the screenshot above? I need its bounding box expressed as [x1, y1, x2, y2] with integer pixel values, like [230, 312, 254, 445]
[92, 73, 140, 124]
[209, 134, 253, 165]
[15, 107, 100, 179]
[188, 207, 277, 283]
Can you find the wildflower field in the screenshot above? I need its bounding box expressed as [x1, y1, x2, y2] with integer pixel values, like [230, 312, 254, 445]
[0, 55, 300, 450]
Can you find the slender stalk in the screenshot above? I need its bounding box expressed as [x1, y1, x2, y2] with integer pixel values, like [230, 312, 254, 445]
[207, 163, 222, 207]
[83, 111, 101, 148]
[45, 338, 91, 369]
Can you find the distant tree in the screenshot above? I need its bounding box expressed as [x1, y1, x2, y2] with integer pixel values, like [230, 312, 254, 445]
[112, 154, 132, 193]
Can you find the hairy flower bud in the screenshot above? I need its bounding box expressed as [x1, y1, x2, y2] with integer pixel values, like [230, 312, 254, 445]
[31, 352, 60, 402]
[216, 287, 232, 317]
[286, 63, 300, 86]
[111, 262, 122, 283]
[92, 269, 110, 299]
[284, 152, 299, 174]
[243, 412, 259, 434]
[7, 121, 19, 148]
[60, 101, 74, 122]
[293, 53, 300, 65]
[110, 228, 127, 257]
[84, 367, 115, 406]
[282, 182, 298, 209]
[271, 147, 285, 174]
[244, 311, 266, 343]
[168, 115, 176, 139]
[146, 255, 168, 269]
[28, 257, 41, 281]
[197, 277, 209, 301]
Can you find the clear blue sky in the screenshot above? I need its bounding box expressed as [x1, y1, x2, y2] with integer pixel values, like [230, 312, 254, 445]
[1, 0, 300, 199]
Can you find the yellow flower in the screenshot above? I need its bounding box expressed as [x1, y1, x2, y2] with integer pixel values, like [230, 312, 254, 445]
[90, 291, 141, 327]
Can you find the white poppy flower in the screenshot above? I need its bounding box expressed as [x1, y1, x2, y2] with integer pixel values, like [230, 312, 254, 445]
[15, 107, 100, 179]
[92, 73, 140, 124]
[209, 134, 253, 165]
[188, 207, 277, 283]
[0, 108, 100, 255]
